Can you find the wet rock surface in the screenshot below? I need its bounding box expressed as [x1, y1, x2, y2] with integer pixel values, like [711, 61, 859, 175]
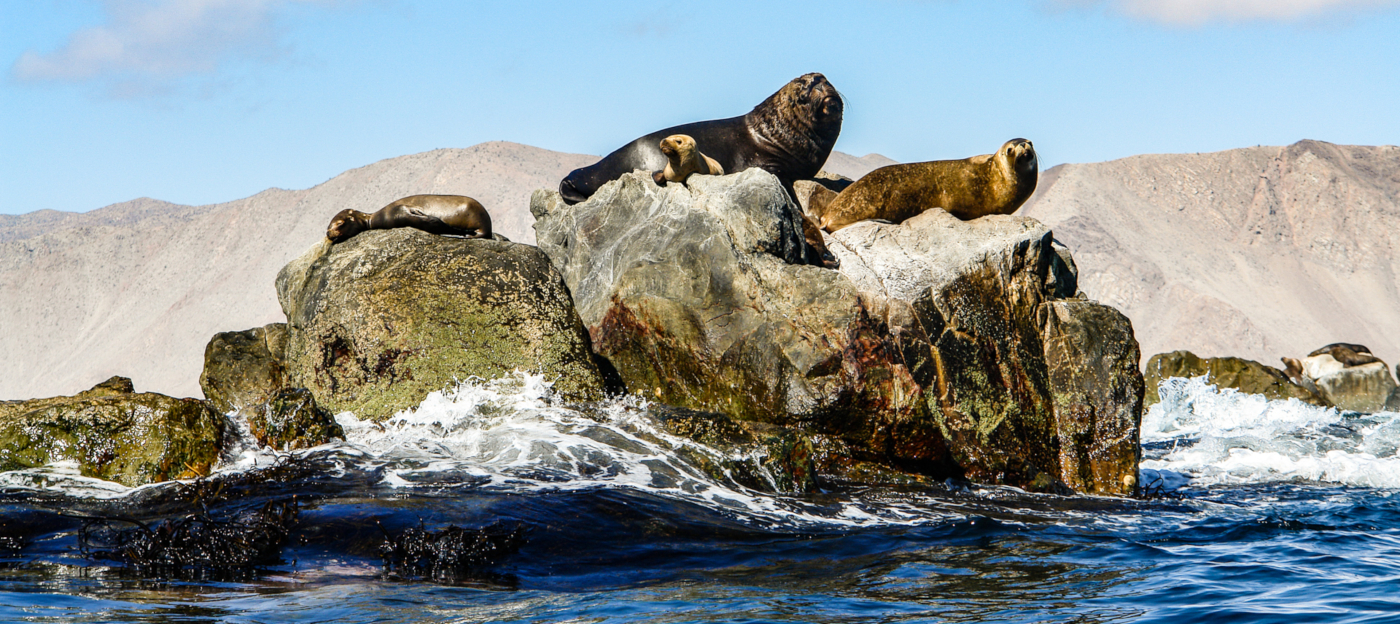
[533, 169, 1141, 495]
[200, 323, 290, 416]
[1144, 350, 1330, 407]
[0, 377, 224, 487]
[276, 230, 608, 421]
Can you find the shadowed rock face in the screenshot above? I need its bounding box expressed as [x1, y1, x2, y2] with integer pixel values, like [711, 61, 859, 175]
[1040, 301, 1144, 495]
[0, 377, 224, 487]
[533, 169, 1143, 495]
[275, 230, 608, 421]
[200, 324, 290, 417]
[1144, 350, 1330, 407]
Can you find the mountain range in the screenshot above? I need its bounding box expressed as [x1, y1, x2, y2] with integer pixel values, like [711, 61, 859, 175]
[2, 139, 1396, 400]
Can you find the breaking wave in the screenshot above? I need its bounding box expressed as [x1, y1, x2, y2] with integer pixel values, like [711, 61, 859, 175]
[1141, 376, 1400, 489]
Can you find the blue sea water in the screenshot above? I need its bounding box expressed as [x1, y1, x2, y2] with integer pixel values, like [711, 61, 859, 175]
[3, 374, 1400, 623]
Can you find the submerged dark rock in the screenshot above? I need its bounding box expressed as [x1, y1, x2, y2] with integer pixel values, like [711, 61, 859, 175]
[533, 169, 1141, 495]
[1144, 350, 1329, 407]
[275, 231, 609, 421]
[0, 377, 224, 487]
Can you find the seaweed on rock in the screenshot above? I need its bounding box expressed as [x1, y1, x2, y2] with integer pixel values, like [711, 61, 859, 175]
[378, 521, 527, 583]
[78, 498, 299, 579]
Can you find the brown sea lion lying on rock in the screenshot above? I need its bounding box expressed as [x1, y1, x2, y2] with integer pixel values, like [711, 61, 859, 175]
[653, 134, 724, 185]
[814, 139, 1038, 232]
[1283, 343, 1384, 386]
[1308, 343, 1381, 367]
[327, 194, 492, 243]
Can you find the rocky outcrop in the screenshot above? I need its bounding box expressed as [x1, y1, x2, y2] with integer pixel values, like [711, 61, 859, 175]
[0, 377, 223, 487]
[1308, 360, 1397, 413]
[249, 388, 343, 451]
[532, 169, 1142, 495]
[200, 323, 290, 416]
[199, 323, 343, 449]
[275, 231, 609, 421]
[1039, 301, 1143, 495]
[1144, 351, 1330, 406]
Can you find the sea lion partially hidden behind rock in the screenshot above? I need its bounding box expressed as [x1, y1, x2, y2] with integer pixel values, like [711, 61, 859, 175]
[653, 134, 724, 185]
[814, 139, 1038, 232]
[327, 194, 492, 243]
[558, 73, 843, 268]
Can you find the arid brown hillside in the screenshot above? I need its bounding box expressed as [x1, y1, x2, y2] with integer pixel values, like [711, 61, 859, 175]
[0, 142, 889, 400]
[1022, 139, 1400, 368]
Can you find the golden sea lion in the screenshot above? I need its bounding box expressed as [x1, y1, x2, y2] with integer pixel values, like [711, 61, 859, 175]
[814, 139, 1038, 232]
[653, 134, 724, 185]
[327, 194, 492, 244]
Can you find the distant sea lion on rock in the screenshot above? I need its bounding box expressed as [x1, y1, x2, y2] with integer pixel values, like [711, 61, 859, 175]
[1307, 343, 1381, 367]
[327, 194, 492, 244]
[558, 73, 843, 268]
[653, 135, 724, 185]
[814, 139, 1038, 232]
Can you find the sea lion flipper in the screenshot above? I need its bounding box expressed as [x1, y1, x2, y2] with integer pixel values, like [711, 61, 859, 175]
[703, 154, 724, 176]
[653, 170, 666, 185]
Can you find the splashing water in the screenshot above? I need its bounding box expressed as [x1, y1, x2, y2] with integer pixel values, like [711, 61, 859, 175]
[1142, 376, 1400, 488]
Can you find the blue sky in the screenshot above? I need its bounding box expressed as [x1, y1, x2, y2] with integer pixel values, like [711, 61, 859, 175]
[2, 0, 1398, 216]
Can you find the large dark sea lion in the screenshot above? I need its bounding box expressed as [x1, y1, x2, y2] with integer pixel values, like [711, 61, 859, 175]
[327, 194, 492, 243]
[560, 73, 843, 204]
[559, 73, 843, 268]
[653, 134, 724, 185]
[815, 139, 1038, 232]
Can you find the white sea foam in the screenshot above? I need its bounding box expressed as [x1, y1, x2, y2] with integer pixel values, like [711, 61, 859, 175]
[1141, 376, 1400, 488]
[326, 372, 964, 527]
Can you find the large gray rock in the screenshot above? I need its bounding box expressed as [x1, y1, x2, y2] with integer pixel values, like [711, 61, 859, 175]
[532, 169, 1140, 495]
[275, 230, 609, 421]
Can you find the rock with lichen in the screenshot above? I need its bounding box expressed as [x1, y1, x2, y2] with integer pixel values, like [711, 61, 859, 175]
[275, 230, 608, 421]
[0, 376, 224, 487]
[1143, 350, 1329, 407]
[532, 168, 1141, 495]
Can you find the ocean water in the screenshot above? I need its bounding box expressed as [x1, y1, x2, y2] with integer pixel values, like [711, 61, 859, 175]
[3, 373, 1400, 623]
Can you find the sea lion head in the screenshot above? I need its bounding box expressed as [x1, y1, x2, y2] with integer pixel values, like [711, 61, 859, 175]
[997, 138, 1038, 175]
[747, 73, 844, 167]
[326, 209, 370, 243]
[659, 134, 696, 161]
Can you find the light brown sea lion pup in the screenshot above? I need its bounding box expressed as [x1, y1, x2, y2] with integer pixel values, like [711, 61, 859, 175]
[653, 134, 724, 185]
[814, 138, 1038, 232]
[326, 194, 492, 243]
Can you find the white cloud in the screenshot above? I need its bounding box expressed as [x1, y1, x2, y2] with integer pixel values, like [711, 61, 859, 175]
[11, 0, 332, 93]
[1056, 0, 1400, 25]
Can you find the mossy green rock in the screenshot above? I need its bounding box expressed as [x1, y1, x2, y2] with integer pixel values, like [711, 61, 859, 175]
[275, 230, 607, 421]
[249, 388, 344, 450]
[199, 323, 289, 415]
[0, 377, 224, 487]
[533, 170, 1140, 494]
[1144, 350, 1329, 407]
